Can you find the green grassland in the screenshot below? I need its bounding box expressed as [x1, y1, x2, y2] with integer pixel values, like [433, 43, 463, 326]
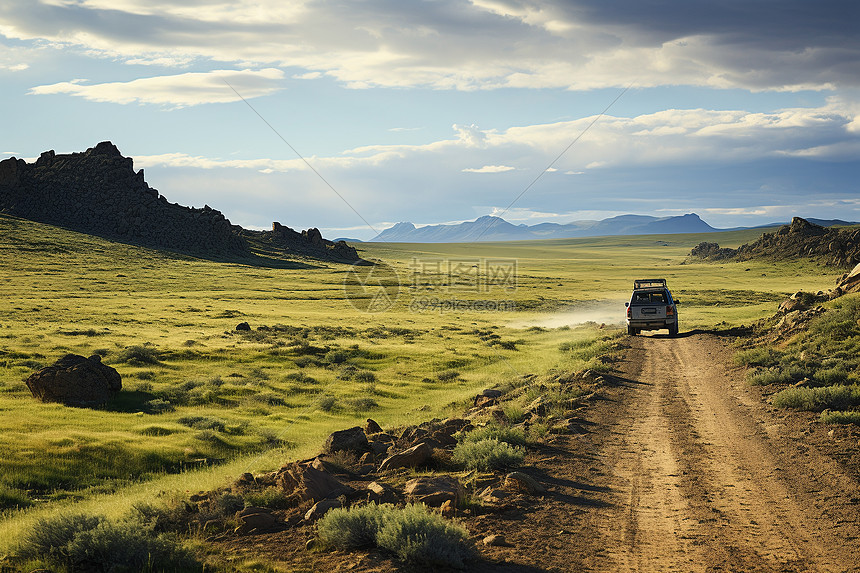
[0, 213, 839, 555]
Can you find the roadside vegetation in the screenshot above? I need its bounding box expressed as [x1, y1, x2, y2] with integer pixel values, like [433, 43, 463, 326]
[738, 294, 860, 423]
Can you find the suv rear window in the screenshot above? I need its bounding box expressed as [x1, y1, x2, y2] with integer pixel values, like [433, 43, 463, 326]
[632, 291, 668, 304]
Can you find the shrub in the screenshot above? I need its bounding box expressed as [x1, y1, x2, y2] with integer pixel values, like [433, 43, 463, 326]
[437, 370, 460, 382]
[316, 394, 338, 412]
[734, 347, 779, 367]
[375, 504, 471, 568]
[213, 492, 245, 516]
[746, 367, 794, 386]
[325, 350, 349, 364]
[501, 403, 526, 424]
[144, 398, 174, 414]
[813, 366, 849, 386]
[116, 345, 161, 365]
[317, 503, 471, 568]
[355, 371, 377, 384]
[0, 485, 31, 510]
[452, 438, 524, 470]
[347, 397, 379, 412]
[243, 487, 292, 509]
[178, 416, 226, 432]
[771, 384, 860, 411]
[317, 503, 389, 549]
[20, 512, 198, 572]
[459, 423, 526, 447]
[820, 410, 860, 425]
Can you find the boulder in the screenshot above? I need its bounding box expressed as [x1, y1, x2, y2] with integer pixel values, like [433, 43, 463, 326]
[235, 322, 251, 331]
[275, 462, 353, 503]
[366, 481, 400, 505]
[235, 508, 277, 534]
[836, 262, 860, 294]
[474, 394, 497, 408]
[504, 472, 547, 495]
[364, 418, 383, 435]
[304, 499, 342, 522]
[404, 475, 464, 507]
[26, 354, 121, 406]
[378, 442, 431, 472]
[369, 440, 390, 457]
[323, 426, 369, 455]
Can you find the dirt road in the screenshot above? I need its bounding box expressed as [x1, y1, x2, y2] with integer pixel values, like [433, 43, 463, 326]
[582, 333, 860, 572]
[218, 333, 860, 572]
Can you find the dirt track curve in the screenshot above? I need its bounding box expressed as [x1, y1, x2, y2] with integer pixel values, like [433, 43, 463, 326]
[583, 333, 860, 573]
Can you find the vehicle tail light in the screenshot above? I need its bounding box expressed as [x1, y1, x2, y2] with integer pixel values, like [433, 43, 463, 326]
[666, 305, 674, 316]
[627, 306, 631, 318]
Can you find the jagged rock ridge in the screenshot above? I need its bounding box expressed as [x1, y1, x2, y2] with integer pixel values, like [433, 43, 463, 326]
[0, 142, 358, 262]
[689, 217, 860, 267]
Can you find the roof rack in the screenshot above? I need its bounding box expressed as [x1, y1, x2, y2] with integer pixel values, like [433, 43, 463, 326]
[633, 278, 667, 289]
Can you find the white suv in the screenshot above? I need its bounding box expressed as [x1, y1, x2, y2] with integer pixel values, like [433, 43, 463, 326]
[625, 278, 679, 336]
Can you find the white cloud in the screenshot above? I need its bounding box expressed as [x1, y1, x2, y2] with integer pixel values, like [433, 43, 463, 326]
[2, 0, 855, 92]
[29, 68, 285, 107]
[138, 100, 859, 177]
[462, 165, 516, 173]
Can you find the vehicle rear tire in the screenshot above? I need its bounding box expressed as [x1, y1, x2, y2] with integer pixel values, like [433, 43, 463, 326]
[627, 325, 636, 336]
[669, 324, 678, 337]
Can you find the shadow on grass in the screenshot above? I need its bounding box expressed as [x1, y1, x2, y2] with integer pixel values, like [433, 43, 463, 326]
[99, 390, 159, 413]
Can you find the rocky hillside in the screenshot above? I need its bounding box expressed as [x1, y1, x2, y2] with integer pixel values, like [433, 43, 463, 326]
[690, 217, 860, 268]
[0, 142, 358, 262]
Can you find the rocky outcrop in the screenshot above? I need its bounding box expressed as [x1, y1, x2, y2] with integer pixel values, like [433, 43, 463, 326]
[689, 217, 860, 268]
[0, 142, 360, 262]
[240, 222, 359, 262]
[26, 354, 121, 406]
[836, 262, 860, 294]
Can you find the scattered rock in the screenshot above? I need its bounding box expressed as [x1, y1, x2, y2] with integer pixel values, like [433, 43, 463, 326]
[304, 499, 342, 522]
[235, 322, 251, 331]
[474, 395, 498, 409]
[366, 481, 400, 505]
[504, 472, 547, 495]
[481, 388, 504, 399]
[440, 499, 456, 518]
[378, 442, 431, 472]
[477, 487, 510, 503]
[26, 354, 121, 407]
[483, 534, 509, 547]
[404, 475, 464, 507]
[323, 426, 369, 455]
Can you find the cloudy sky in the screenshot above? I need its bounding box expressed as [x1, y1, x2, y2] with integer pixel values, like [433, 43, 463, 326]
[1, 0, 858, 240]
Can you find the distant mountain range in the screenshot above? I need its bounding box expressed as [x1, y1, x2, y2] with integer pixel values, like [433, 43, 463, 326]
[371, 213, 715, 242]
[367, 214, 856, 243]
